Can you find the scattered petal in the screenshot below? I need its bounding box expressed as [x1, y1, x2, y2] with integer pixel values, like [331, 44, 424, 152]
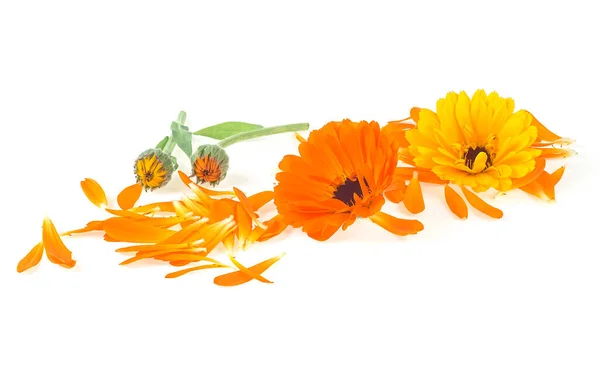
[460, 186, 503, 219]
[17, 242, 44, 273]
[369, 212, 424, 236]
[117, 183, 143, 210]
[214, 253, 285, 287]
[80, 178, 107, 208]
[444, 185, 468, 219]
[103, 217, 175, 243]
[403, 172, 425, 214]
[42, 217, 76, 269]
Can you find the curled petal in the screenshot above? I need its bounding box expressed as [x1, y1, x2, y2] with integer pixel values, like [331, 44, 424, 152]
[117, 183, 143, 210]
[369, 212, 424, 236]
[80, 178, 107, 208]
[17, 242, 44, 273]
[42, 217, 76, 269]
[258, 215, 288, 242]
[214, 253, 285, 287]
[444, 185, 468, 219]
[512, 157, 546, 189]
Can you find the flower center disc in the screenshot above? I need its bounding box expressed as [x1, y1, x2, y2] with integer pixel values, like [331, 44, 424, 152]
[464, 146, 492, 171]
[333, 177, 365, 206]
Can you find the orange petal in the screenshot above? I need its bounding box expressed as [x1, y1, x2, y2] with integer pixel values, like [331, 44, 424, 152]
[178, 170, 234, 196]
[248, 191, 275, 210]
[444, 185, 468, 219]
[384, 180, 407, 203]
[394, 167, 446, 185]
[410, 107, 421, 123]
[42, 217, 76, 269]
[529, 112, 565, 143]
[158, 218, 210, 245]
[512, 157, 546, 189]
[403, 172, 425, 214]
[117, 183, 143, 210]
[131, 201, 176, 213]
[214, 253, 285, 286]
[63, 220, 105, 235]
[369, 212, 424, 236]
[116, 243, 192, 253]
[257, 215, 288, 242]
[17, 242, 45, 273]
[80, 178, 107, 208]
[228, 256, 272, 283]
[166, 264, 230, 279]
[103, 217, 175, 243]
[235, 203, 252, 249]
[233, 187, 266, 229]
[460, 186, 503, 219]
[223, 233, 236, 256]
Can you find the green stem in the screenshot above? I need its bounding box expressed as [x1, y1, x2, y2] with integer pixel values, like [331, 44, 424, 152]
[163, 111, 187, 155]
[218, 122, 310, 148]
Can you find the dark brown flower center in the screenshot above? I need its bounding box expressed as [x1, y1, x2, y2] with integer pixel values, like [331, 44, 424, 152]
[464, 146, 492, 170]
[144, 171, 154, 182]
[333, 177, 369, 206]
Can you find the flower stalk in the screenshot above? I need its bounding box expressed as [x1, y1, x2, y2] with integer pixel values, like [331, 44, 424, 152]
[217, 122, 309, 148]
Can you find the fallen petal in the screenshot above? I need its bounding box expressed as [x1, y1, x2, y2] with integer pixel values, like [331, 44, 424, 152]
[103, 217, 175, 243]
[460, 186, 503, 219]
[369, 211, 424, 236]
[403, 172, 425, 214]
[17, 242, 44, 273]
[444, 184, 468, 219]
[166, 264, 230, 279]
[117, 183, 143, 210]
[42, 217, 76, 269]
[80, 178, 108, 208]
[214, 253, 285, 286]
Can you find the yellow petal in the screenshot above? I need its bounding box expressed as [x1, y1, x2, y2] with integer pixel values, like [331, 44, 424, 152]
[80, 178, 107, 208]
[117, 183, 143, 210]
[17, 242, 45, 273]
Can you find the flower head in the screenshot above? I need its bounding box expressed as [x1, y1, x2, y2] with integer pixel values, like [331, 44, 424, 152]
[190, 144, 229, 186]
[274, 119, 424, 241]
[405, 90, 542, 192]
[134, 148, 176, 191]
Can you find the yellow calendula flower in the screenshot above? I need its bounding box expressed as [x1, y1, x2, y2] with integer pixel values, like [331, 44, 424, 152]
[406, 90, 544, 192]
[385, 89, 575, 219]
[134, 148, 176, 190]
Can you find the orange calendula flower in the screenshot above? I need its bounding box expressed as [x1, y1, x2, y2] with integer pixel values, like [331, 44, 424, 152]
[274, 119, 424, 241]
[387, 89, 575, 218]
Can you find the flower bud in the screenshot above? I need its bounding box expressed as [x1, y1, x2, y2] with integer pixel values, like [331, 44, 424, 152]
[190, 144, 230, 186]
[134, 148, 176, 191]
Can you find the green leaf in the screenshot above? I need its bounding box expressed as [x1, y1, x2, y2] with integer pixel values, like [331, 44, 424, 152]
[155, 135, 170, 150]
[171, 121, 193, 158]
[193, 122, 264, 140]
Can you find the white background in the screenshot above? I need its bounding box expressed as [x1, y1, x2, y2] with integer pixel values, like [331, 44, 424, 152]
[1, 1, 599, 365]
